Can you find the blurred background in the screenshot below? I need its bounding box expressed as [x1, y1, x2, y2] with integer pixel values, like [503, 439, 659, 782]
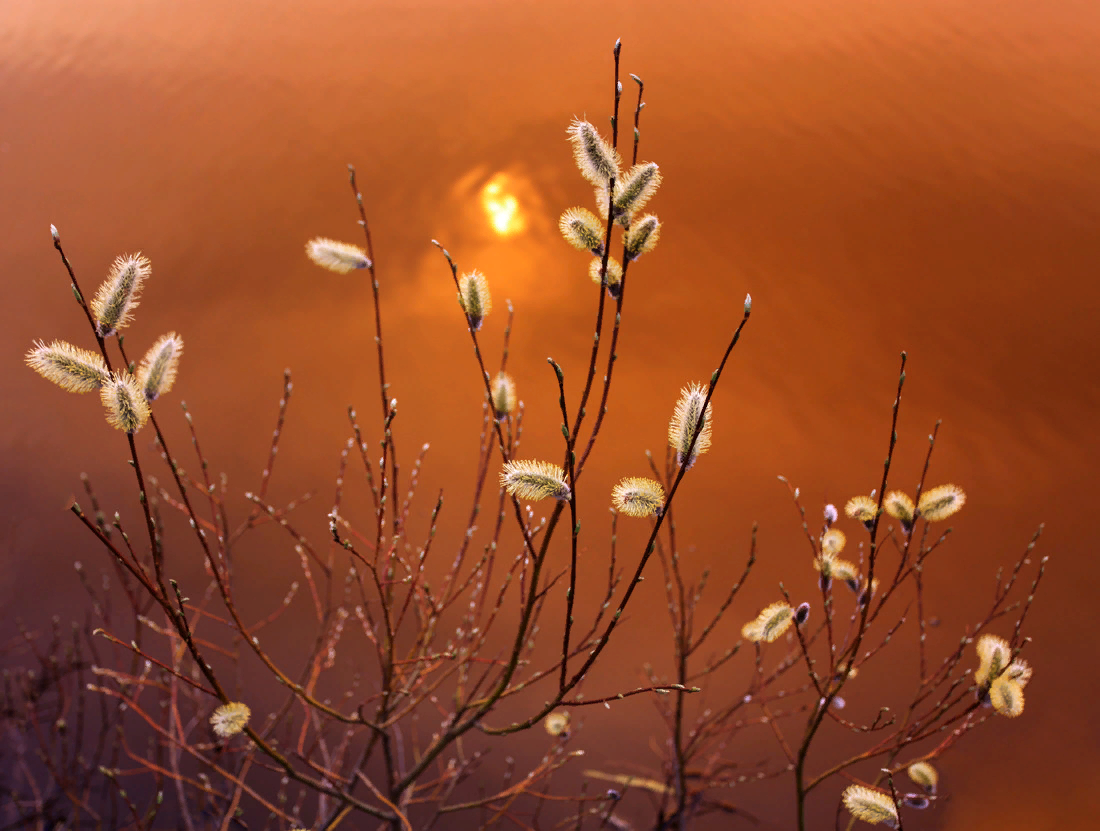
[2, 0, 1098, 828]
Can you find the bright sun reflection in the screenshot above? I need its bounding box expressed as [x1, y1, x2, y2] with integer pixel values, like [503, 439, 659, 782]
[480, 173, 526, 236]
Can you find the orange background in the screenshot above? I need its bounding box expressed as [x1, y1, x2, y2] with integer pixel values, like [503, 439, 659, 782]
[3, 1, 1099, 828]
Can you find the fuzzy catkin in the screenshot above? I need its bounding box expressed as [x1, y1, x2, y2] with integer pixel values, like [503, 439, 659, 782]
[90, 253, 151, 337]
[25, 340, 109, 393]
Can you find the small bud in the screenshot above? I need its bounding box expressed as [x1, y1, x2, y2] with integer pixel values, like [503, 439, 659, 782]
[744, 293, 752, 315]
[50, 224, 60, 241]
[824, 503, 838, 524]
[794, 602, 810, 625]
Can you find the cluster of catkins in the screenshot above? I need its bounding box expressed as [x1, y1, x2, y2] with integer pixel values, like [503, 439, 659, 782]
[26, 238, 182, 434]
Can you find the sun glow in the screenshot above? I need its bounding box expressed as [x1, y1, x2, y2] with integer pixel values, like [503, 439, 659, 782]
[480, 174, 526, 236]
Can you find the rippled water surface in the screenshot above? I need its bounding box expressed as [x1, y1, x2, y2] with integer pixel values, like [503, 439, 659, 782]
[3, 1, 1099, 828]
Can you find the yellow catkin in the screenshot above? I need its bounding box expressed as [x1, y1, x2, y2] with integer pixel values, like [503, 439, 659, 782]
[490, 372, 517, 417]
[741, 602, 794, 643]
[611, 477, 665, 517]
[668, 383, 713, 468]
[815, 555, 859, 592]
[210, 701, 251, 738]
[500, 460, 570, 502]
[907, 761, 938, 794]
[883, 491, 915, 530]
[845, 495, 879, 528]
[842, 784, 899, 827]
[25, 340, 109, 393]
[989, 676, 1025, 717]
[918, 484, 966, 521]
[821, 528, 846, 557]
[975, 634, 1011, 687]
[305, 237, 370, 273]
[832, 559, 860, 590]
[544, 711, 571, 737]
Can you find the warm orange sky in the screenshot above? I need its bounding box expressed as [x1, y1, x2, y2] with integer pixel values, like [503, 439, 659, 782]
[3, 1, 1099, 828]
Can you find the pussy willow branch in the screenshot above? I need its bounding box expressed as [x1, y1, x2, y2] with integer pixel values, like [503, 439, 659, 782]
[630, 74, 644, 165]
[864, 419, 940, 634]
[573, 72, 648, 480]
[793, 352, 906, 831]
[54, 233, 165, 605]
[430, 241, 548, 561]
[53, 238, 398, 822]
[140, 394, 372, 722]
[367, 244, 570, 803]
[442, 309, 516, 610]
[481, 301, 752, 741]
[567, 43, 647, 482]
[779, 479, 839, 676]
[568, 306, 751, 686]
[687, 526, 757, 658]
[348, 165, 400, 537]
[547, 358, 582, 694]
[556, 51, 650, 697]
[671, 536, 691, 828]
[611, 38, 622, 147]
[51, 230, 112, 374]
[567, 188, 613, 463]
[161, 401, 377, 719]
